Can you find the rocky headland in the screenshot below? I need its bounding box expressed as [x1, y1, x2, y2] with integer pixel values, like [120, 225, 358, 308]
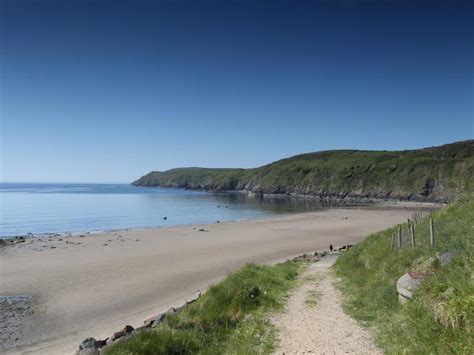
[133, 140, 474, 203]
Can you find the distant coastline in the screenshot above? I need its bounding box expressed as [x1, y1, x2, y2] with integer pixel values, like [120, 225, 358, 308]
[133, 140, 474, 203]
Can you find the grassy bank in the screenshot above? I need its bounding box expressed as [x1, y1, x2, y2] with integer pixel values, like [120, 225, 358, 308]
[105, 261, 302, 354]
[133, 140, 474, 202]
[334, 197, 474, 354]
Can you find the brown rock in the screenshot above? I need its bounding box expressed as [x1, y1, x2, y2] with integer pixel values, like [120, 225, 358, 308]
[112, 330, 126, 341]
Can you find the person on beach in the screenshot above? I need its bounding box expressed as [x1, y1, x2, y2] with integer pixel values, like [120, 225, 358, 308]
[329, 244, 334, 253]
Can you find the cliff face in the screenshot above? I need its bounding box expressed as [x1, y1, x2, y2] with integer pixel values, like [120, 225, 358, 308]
[132, 140, 474, 202]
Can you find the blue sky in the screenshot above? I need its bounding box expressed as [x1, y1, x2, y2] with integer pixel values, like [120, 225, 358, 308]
[1, 0, 473, 183]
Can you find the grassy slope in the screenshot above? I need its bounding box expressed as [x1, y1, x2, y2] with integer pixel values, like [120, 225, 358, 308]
[334, 197, 474, 354]
[133, 140, 474, 202]
[105, 261, 303, 355]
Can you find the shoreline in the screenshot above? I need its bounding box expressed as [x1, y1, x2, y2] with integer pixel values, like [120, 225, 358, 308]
[1, 206, 428, 354]
[0, 200, 440, 241]
[133, 183, 454, 204]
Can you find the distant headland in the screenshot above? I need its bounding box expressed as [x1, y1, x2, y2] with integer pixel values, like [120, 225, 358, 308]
[133, 140, 474, 203]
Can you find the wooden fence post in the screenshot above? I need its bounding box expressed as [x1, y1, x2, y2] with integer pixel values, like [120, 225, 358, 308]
[430, 218, 435, 248]
[410, 223, 415, 249]
[397, 225, 402, 248]
[391, 233, 395, 251]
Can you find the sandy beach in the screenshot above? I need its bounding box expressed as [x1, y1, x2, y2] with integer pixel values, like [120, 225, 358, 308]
[1, 207, 419, 354]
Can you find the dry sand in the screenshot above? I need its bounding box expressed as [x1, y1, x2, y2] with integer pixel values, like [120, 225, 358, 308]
[272, 254, 381, 354]
[0, 207, 415, 354]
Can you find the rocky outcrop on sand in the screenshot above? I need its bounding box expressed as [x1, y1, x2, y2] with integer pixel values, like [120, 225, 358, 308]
[75, 301, 196, 354]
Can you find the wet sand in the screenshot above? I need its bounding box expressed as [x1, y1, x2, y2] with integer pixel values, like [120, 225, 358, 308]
[1, 207, 418, 354]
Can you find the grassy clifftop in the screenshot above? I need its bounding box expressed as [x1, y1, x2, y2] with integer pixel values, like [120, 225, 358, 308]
[133, 140, 474, 202]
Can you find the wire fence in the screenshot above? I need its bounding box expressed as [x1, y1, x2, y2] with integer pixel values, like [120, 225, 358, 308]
[390, 209, 469, 252]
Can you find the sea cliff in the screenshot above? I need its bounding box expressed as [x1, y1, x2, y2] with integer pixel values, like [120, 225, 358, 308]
[133, 140, 474, 203]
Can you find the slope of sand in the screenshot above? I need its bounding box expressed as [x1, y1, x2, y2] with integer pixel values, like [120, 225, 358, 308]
[1, 207, 415, 354]
[273, 254, 381, 354]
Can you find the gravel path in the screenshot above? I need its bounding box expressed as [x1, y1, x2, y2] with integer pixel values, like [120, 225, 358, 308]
[272, 254, 381, 354]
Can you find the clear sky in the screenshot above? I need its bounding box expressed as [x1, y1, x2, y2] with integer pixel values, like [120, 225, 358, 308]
[1, 0, 473, 183]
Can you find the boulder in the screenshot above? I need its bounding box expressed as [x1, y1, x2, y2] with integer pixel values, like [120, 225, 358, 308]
[123, 325, 134, 333]
[111, 325, 134, 341]
[122, 324, 135, 334]
[76, 338, 100, 355]
[144, 313, 165, 328]
[97, 338, 108, 347]
[112, 330, 126, 341]
[396, 272, 427, 303]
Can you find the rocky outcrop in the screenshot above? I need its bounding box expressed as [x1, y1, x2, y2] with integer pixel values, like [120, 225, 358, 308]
[0, 236, 27, 248]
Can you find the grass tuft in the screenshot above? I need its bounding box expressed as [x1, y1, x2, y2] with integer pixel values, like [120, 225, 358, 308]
[305, 290, 322, 307]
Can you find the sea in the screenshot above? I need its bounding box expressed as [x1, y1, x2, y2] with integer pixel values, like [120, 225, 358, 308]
[0, 183, 328, 238]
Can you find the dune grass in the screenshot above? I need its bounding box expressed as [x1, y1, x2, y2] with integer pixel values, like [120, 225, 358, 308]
[334, 197, 474, 354]
[105, 261, 303, 355]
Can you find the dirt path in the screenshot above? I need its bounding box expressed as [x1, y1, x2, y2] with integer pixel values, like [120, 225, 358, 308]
[272, 254, 381, 354]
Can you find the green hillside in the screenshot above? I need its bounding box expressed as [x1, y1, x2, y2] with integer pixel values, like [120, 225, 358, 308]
[334, 196, 474, 353]
[133, 140, 474, 202]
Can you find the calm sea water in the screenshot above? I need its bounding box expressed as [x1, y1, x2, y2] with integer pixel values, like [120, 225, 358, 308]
[0, 183, 327, 238]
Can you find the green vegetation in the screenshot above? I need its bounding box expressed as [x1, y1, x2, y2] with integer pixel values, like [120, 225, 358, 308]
[133, 140, 474, 202]
[334, 197, 474, 354]
[305, 290, 322, 307]
[105, 261, 303, 355]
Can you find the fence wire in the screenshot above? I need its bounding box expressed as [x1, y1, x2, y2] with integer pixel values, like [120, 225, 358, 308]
[390, 210, 472, 252]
